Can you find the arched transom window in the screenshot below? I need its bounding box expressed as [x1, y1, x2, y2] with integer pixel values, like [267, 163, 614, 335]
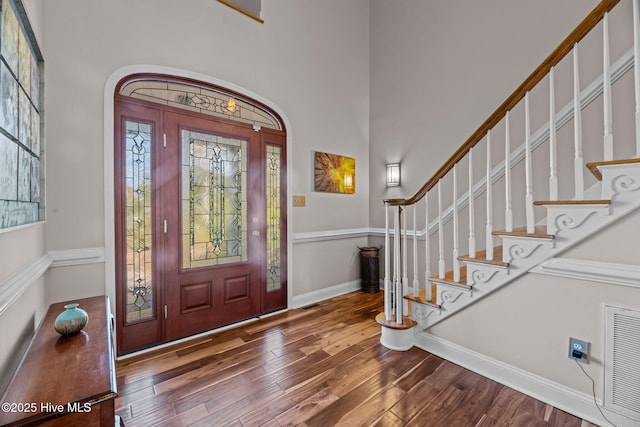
[119, 77, 282, 130]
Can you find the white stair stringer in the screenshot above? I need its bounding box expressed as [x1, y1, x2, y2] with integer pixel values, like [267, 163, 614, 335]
[411, 161, 640, 331]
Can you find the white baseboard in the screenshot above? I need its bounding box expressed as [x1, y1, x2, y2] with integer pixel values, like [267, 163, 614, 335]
[414, 332, 636, 427]
[291, 279, 361, 308]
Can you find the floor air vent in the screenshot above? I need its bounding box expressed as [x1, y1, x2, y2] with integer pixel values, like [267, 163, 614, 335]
[605, 305, 640, 421]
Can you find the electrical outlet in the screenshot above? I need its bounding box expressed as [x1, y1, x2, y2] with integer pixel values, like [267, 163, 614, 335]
[568, 337, 589, 363]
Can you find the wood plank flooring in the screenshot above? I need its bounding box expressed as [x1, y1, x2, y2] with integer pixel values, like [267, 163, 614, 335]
[115, 291, 595, 426]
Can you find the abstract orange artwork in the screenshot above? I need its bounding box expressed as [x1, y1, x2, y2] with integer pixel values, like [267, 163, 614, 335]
[314, 151, 355, 194]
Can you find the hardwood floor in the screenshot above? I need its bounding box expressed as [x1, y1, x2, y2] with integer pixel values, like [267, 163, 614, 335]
[115, 291, 595, 426]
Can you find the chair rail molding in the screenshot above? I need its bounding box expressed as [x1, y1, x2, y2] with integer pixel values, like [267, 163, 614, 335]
[530, 257, 640, 288]
[0, 254, 52, 317]
[49, 247, 106, 268]
[292, 228, 371, 243]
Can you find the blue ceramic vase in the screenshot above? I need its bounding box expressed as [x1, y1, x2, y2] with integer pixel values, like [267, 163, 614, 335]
[54, 303, 89, 336]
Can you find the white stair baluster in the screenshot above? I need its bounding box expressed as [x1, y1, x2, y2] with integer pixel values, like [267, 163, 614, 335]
[425, 193, 432, 301]
[603, 12, 614, 161]
[573, 44, 585, 199]
[438, 180, 445, 279]
[549, 68, 558, 201]
[634, 0, 640, 157]
[412, 205, 419, 298]
[402, 207, 408, 317]
[525, 92, 535, 233]
[486, 131, 494, 260]
[468, 147, 476, 258]
[384, 203, 391, 321]
[505, 111, 513, 232]
[453, 164, 460, 282]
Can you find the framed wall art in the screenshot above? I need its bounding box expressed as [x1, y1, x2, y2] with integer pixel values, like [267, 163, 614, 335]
[314, 151, 355, 194]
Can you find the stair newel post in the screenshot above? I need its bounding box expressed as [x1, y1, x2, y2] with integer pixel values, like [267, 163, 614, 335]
[453, 164, 460, 282]
[395, 206, 404, 324]
[525, 92, 535, 233]
[424, 192, 432, 301]
[412, 204, 419, 299]
[486, 131, 494, 260]
[549, 68, 558, 201]
[603, 12, 614, 161]
[468, 147, 476, 258]
[438, 179, 445, 279]
[634, 0, 640, 158]
[384, 202, 391, 321]
[573, 44, 585, 199]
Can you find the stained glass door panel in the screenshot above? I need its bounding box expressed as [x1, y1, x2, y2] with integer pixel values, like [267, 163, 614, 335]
[181, 130, 248, 269]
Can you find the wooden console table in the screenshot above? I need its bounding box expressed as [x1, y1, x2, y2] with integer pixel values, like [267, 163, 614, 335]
[0, 296, 119, 426]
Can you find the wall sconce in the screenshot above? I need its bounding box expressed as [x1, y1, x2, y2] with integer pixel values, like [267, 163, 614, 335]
[386, 163, 401, 187]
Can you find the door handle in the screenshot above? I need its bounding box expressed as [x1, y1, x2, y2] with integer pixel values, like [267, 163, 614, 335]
[252, 230, 261, 236]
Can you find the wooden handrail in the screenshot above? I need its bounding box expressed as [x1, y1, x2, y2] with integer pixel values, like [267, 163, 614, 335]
[385, 0, 621, 207]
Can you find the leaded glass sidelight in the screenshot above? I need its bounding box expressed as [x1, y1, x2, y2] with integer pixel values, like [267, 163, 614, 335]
[266, 145, 282, 292]
[125, 120, 154, 322]
[181, 130, 247, 269]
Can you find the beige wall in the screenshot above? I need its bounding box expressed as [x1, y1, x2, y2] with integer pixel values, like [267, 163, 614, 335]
[370, 0, 604, 222]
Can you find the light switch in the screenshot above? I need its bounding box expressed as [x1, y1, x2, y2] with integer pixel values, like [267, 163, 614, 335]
[293, 195, 306, 207]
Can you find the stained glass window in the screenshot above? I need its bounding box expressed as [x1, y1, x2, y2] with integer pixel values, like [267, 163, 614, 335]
[181, 130, 248, 269]
[266, 145, 281, 292]
[0, 0, 43, 229]
[125, 120, 154, 323]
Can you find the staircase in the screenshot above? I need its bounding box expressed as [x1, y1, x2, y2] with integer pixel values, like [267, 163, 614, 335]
[376, 0, 640, 352]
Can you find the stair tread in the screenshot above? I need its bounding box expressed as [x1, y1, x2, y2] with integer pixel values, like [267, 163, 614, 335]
[375, 312, 417, 330]
[405, 293, 441, 308]
[430, 267, 472, 290]
[458, 246, 508, 267]
[493, 226, 554, 239]
[533, 199, 610, 206]
[586, 158, 640, 180]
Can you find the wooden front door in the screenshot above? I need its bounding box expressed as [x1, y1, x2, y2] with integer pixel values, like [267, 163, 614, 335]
[114, 82, 287, 354]
[162, 111, 262, 340]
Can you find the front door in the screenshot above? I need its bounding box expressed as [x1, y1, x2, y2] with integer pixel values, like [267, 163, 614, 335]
[114, 83, 287, 354]
[163, 111, 262, 340]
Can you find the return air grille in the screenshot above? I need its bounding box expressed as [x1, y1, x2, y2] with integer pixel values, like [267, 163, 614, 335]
[605, 306, 640, 421]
